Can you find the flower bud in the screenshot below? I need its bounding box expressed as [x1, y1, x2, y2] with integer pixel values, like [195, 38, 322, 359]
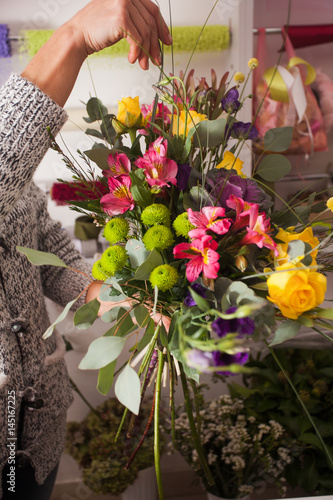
[235, 255, 248, 272]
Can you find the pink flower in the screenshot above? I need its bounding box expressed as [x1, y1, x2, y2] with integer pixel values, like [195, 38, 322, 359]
[173, 235, 220, 282]
[187, 207, 231, 238]
[139, 103, 171, 135]
[100, 175, 134, 215]
[104, 152, 131, 177]
[226, 195, 255, 231]
[135, 141, 178, 188]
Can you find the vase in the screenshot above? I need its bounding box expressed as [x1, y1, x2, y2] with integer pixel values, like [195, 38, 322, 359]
[206, 493, 250, 500]
[121, 466, 158, 500]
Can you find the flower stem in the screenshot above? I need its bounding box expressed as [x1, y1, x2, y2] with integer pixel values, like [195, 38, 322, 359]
[129, 128, 137, 145]
[180, 365, 215, 487]
[154, 350, 165, 500]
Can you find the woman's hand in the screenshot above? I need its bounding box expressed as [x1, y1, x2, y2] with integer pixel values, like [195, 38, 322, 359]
[69, 0, 172, 70]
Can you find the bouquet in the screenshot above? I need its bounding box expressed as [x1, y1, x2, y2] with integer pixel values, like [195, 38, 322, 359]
[19, 54, 333, 498]
[170, 390, 294, 499]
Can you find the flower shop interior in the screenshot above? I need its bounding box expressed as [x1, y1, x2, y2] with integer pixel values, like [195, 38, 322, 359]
[1, 0, 333, 499]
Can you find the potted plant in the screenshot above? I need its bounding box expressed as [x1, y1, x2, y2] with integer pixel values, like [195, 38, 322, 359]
[66, 397, 163, 499]
[169, 388, 293, 500]
[231, 348, 333, 495]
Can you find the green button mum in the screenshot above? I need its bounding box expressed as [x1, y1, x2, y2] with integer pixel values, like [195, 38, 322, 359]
[143, 225, 174, 251]
[173, 212, 195, 237]
[101, 245, 128, 276]
[141, 204, 171, 227]
[91, 260, 110, 281]
[103, 218, 129, 244]
[150, 264, 179, 292]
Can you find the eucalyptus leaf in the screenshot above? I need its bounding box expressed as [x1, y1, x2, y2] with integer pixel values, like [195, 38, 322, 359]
[135, 249, 163, 280]
[115, 364, 141, 415]
[125, 239, 149, 268]
[192, 118, 227, 149]
[315, 308, 333, 319]
[134, 304, 151, 328]
[86, 97, 108, 122]
[264, 127, 293, 152]
[137, 319, 155, 351]
[17, 246, 68, 268]
[79, 336, 127, 370]
[97, 360, 116, 395]
[269, 320, 301, 346]
[116, 307, 135, 336]
[73, 298, 100, 329]
[84, 148, 111, 170]
[256, 154, 291, 182]
[287, 240, 306, 261]
[85, 128, 103, 139]
[43, 299, 77, 339]
[101, 305, 129, 323]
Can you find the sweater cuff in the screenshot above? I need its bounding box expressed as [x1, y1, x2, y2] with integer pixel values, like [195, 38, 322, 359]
[0, 74, 67, 154]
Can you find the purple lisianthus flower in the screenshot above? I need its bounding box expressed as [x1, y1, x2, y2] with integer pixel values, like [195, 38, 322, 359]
[221, 88, 240, 113]
[211, 306, 255, 338]
[176, 163, 191, 191]
[184, 283, 207, 307]
[233, 121, 259, 140]
[205, 169, 273, 212]
[187, 348, 249, 376]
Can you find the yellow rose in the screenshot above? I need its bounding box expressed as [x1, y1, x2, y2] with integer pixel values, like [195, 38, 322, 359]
[267, 262, 326, 320]
[115, 96, 145, 131]
[172, 109, 207, 137]
[274, 227, 319, 266]
[216, 151, 244, 177]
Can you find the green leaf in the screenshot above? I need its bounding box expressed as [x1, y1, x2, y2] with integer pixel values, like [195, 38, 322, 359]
[269, 320, 301, 346]
[192, 118, 227, 149]
[315, 308, 333, 319]
[311, 201, 328, 213]
[137, 319, 155, 351]
[97, 360, 116, 395]
[256, 154, 291, 182]
[115, 364, 141, 415]
[84, 147, 111, 169]
[17, 246, 68, 268]
[135, 249, 163, 280]
[129, 171, 152, 207]
[160, 323, 168, 347]
[116, 307, 135, 336]
[85, 128, 104, 139]
[134, 305, 151, 328]
[79, 336, 127, 369]
[299, 432, 324, 452]
[264, 126, 293, 152]
[125, 239, 150, 268]
[73, 298, 100, 329]
[101, 305, 127, 323]
[189, 288, 210, 312]
[86, 97, 108, 122]
[43, 299, 77, 339]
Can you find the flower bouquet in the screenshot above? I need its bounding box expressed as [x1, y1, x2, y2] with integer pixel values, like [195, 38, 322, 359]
[19, 54, 333, 499]
[170, 389, 294, 499]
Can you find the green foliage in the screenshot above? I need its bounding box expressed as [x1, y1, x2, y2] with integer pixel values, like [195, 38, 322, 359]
[79, 336, 127, 370]
[263, 126, 293, 152]
[17, 246, 68, 268]
[115, 364, 141, 415]
[192, 118, 227, 149]
[74, 298, 100, 330]
[43, 299, 77, 339]
[256, 154, 291, 182]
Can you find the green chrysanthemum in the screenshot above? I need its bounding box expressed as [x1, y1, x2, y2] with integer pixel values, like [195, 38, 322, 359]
[173, 212, 195, 237]
[141, 204, 171, 227]
[91, 260, 110, 281]
[143, 225, 174, 251]
[150, 264, 179, 292]
[100, 245, 128, 276]
[103, 218, 129, 244]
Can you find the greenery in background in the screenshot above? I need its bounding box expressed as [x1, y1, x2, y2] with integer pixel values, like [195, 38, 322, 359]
[229, 348, 333, 495]
[65, 397, 162, 495]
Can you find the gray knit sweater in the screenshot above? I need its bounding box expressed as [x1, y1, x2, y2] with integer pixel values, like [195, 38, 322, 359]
[0, 74, 92, 496]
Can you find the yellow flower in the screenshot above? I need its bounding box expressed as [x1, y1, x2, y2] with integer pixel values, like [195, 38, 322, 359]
[326, 197, 333, 212]
[114, 96, 145, 131]
[248, 58, 259, 69]
[266, 263, 326, 320]
[234, 72, 245, 84]
[216, 151, 244, 177]
[274, 227, 319, 266]
[172, 109, 207, 137]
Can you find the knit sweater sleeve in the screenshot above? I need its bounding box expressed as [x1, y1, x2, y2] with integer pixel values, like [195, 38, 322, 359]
[33, 184, 93, 309]
[0, 74, 67, 221]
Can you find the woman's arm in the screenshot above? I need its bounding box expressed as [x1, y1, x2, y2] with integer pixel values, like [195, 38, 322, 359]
[21, 0, 172, 107]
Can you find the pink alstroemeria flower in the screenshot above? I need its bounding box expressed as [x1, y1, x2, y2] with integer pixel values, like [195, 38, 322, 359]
[104, 152, 131, 178]
[226, 194, 256, 231]
[139, 103, 171, 135]
[135, 144, 178, 188]
[100, 175, 134, 215]
[187, 207, 232, 238]
[173, 235, 220, 282]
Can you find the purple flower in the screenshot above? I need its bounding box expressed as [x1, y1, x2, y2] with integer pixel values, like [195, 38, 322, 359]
[233, 121, 258, 140]
[221, 88, 240, 113]
[187, 349, 249, 376]
[184, 283, 207, 307]
[211, 306, 255, 338]
[176, 163, 191, 191]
